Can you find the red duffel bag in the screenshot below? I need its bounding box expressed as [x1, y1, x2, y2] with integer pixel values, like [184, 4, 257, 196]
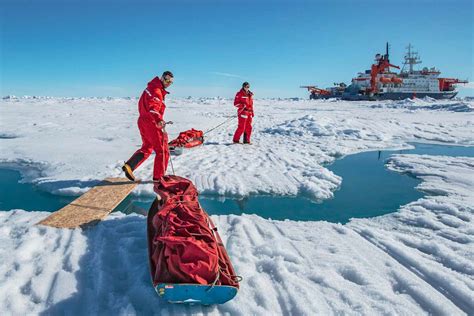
[147, 175, 240, 288]
[168, 129, 204, 149]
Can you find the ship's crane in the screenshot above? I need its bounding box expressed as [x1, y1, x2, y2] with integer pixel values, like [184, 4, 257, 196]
[368, 43, 400, 94]
[438, 78, 468, 91]
[300, 86, 332, 96]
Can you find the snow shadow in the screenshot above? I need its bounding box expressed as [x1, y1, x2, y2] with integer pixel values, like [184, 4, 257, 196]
[0, 133, 20, 139]
[40, 215, 221, 315]
[372, 100, 473, 112]
[35, 179, 101, 196]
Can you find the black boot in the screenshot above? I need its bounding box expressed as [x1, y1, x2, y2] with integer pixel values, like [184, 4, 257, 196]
[123, 152, 145, 181]
[122, 163, 135, 181]
[243, 133, 251, 144]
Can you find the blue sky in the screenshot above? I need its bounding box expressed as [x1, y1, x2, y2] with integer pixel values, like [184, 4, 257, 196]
[1, 0, 473, 98]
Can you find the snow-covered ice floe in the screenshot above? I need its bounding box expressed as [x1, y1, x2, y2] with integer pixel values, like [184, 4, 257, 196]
[0, 97, 473, 314]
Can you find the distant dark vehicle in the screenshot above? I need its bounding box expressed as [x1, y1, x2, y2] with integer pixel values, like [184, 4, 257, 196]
[301, 83, 347, 100]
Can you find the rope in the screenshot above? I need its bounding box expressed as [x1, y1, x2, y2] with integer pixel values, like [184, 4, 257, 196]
[163, 122, 175, 176]
[203, 116, 237, 135]
[169, 153, 175, 175]
[206, 271, 220, 292]
[203, 107, 246, 135]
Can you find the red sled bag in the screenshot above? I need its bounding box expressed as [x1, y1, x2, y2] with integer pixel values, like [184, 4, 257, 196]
[168, 129, 204, 149]
[147, 175, 240, 288]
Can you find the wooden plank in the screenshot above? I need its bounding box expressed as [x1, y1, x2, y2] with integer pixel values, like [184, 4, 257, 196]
[38, 177, 138, 229]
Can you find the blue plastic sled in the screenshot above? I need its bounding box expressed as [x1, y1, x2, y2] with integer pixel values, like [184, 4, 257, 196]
[147, 197, 240, 306]
[169, 146, 184, 156]
[155, 283, 238, 305]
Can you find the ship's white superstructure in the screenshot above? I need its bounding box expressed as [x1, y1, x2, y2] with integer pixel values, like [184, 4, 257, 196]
[302, 43, 466, 100]
[343, 44, 466, 100]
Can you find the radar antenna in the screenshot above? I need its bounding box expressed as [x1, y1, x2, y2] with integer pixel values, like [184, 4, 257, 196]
[402, 43, 422, 74]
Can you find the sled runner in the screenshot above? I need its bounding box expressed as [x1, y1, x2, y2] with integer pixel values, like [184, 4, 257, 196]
[169, 129, 204, 155]
[38, 177, 137, 228]
[154, 283, 238, 305]
[147, 176, 240, 305]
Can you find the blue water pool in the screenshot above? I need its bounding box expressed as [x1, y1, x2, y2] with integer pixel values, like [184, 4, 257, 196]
[0, 169, 75, 212]
[1, 143, 473, 223]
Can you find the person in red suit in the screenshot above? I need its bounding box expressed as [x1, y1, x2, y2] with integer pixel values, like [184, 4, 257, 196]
[122, 71, 174, 182]
[232, 82, 254, 144]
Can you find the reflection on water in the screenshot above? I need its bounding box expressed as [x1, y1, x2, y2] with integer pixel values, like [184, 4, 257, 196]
[1, 143, 473, 223]
[128, 143, 474, 223]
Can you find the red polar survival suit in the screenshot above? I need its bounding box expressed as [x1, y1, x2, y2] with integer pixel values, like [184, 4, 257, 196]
[125, 77, 170, 180]
[232, 88, 254, 143]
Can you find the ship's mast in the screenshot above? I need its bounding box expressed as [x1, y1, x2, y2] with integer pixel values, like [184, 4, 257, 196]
[403, 43, 422, 73]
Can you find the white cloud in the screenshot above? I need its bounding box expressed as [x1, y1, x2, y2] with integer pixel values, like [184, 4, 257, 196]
[209, 72, 244, 79]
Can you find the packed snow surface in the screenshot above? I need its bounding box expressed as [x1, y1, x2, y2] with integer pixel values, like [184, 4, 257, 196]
[1, 96, 473, 315]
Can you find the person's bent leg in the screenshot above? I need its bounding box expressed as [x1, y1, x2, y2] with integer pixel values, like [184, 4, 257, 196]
[126, 146, 152, 170]
[123, 118, 154, 180]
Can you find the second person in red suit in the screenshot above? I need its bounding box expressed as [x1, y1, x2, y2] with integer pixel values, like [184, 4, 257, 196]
[232, 82, 254, 144]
